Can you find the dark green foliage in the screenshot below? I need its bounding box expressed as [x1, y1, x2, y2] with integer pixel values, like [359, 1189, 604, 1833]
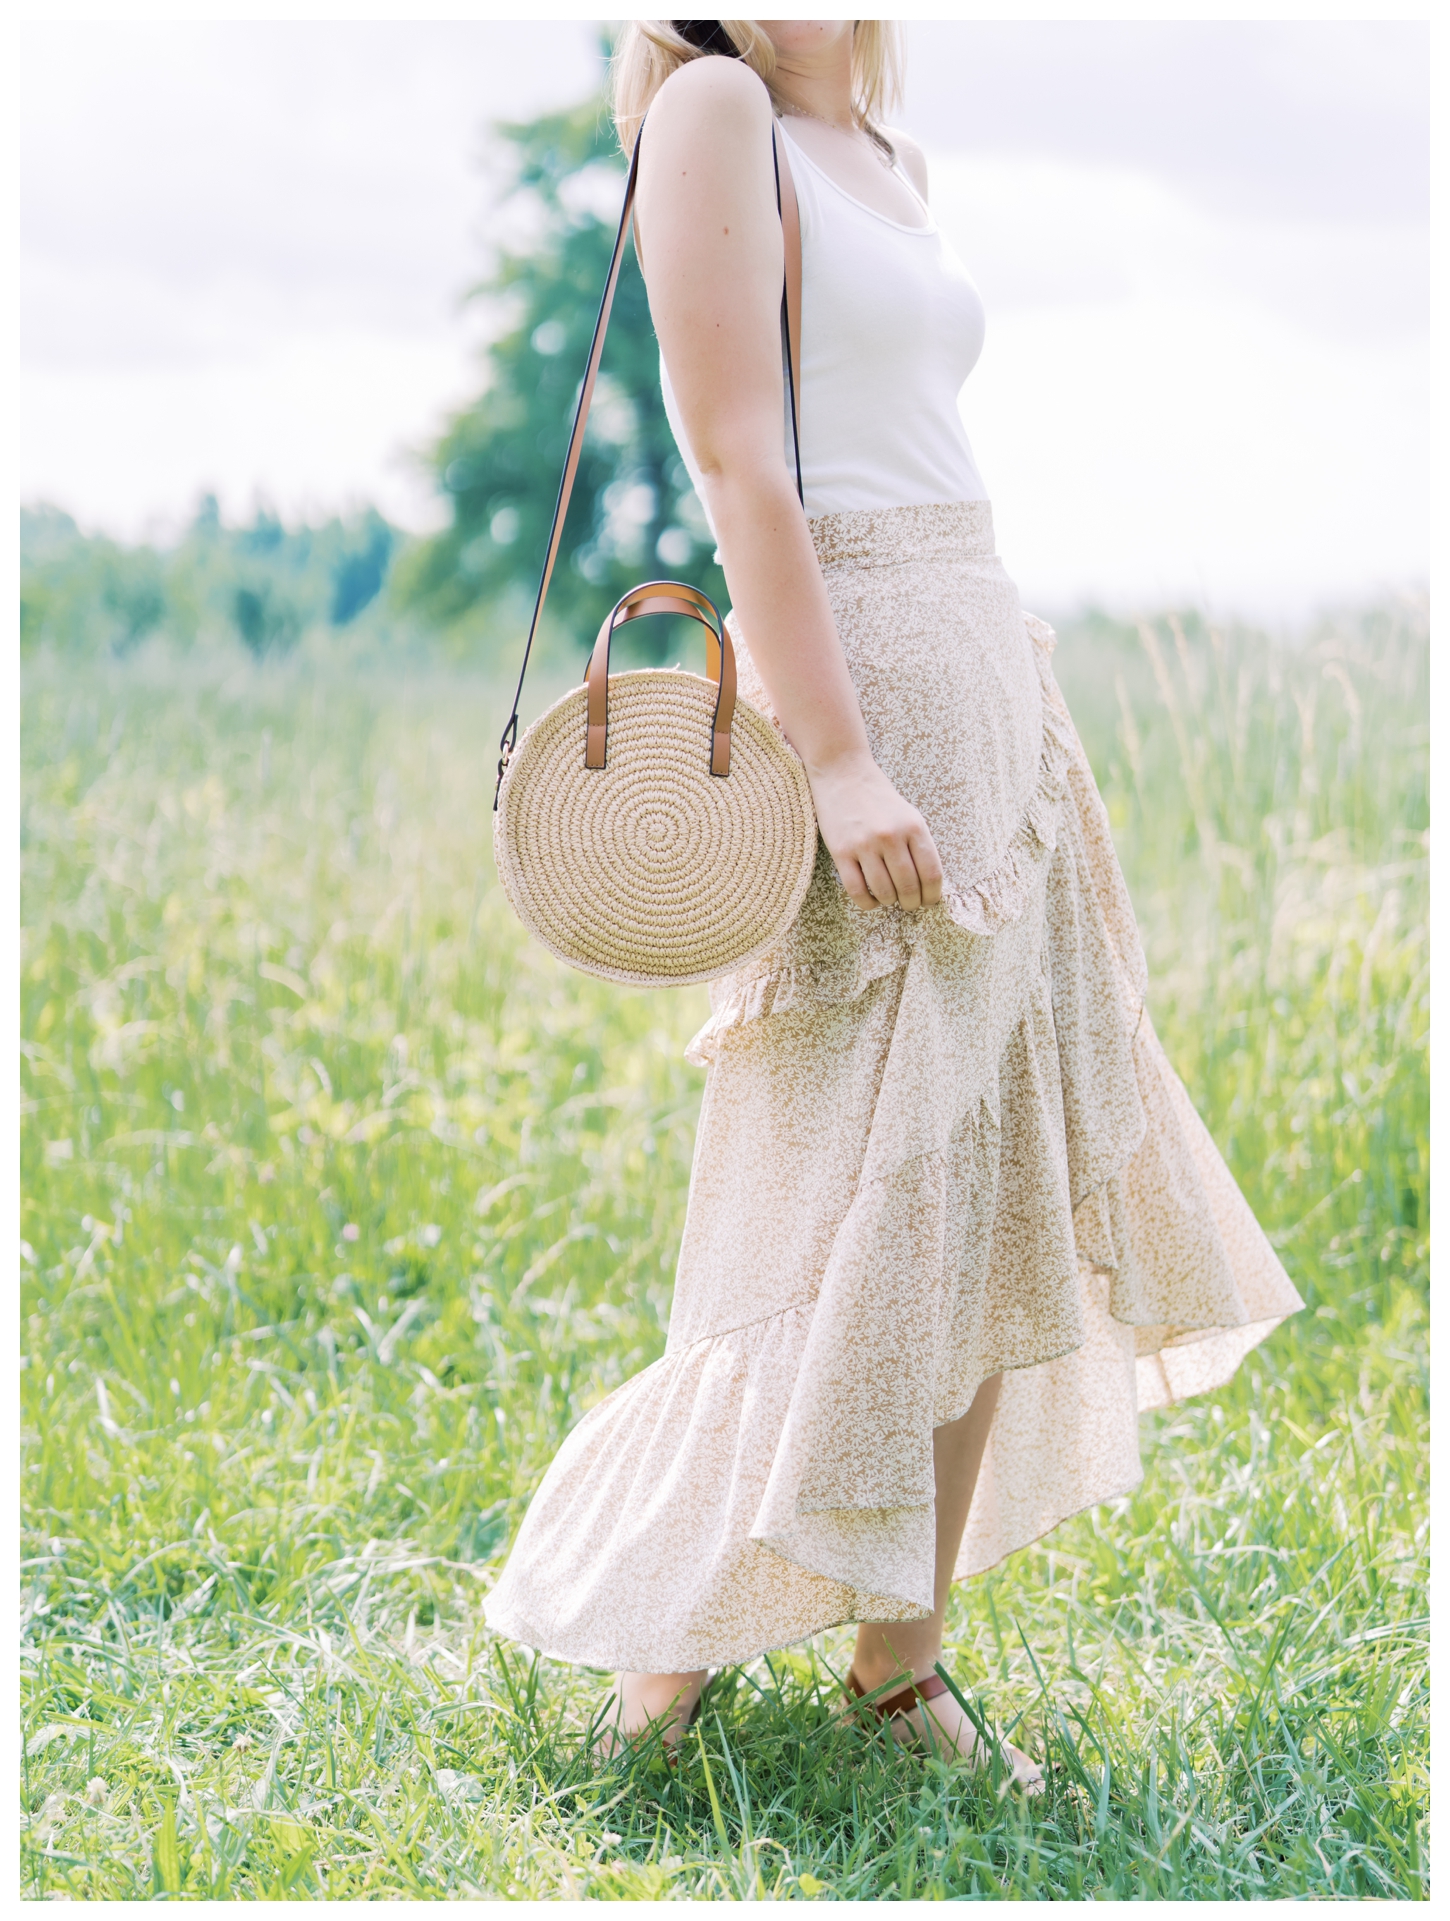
[232, 583, 302, 659]
[396, 96, 728, 662]
[329, 511, 396, 626]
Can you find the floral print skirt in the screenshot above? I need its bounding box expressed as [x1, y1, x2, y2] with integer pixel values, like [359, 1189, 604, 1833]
[483, 502, 1304, 1674]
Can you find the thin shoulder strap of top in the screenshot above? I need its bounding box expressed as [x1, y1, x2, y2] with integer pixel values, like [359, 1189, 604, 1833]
[775, 125, 804, 499]
[495, 118, 803, 800]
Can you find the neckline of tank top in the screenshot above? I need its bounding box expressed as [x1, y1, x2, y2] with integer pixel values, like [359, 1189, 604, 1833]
[776, 117, 936, 238]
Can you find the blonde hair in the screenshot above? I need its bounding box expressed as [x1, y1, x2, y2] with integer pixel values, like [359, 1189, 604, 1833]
[611, 21, 903, 157]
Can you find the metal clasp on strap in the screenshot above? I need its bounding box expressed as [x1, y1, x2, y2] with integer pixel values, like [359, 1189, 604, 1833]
[494, 715, 519, 803]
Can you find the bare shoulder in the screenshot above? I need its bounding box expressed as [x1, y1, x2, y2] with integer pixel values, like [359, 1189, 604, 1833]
[647, 53, 775, 148]
[880, 125, 928, 200]
[636, 54, 779, 245]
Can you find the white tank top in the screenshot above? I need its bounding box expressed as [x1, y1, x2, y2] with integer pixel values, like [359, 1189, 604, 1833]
[660, 119, 989, 523]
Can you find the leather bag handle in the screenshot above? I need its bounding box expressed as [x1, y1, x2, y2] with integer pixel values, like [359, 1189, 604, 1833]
[585, 580, 736, 775]
[494, 117, 803, 804]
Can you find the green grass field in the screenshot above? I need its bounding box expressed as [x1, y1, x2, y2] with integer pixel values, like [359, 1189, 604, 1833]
[21, 599, 1428, 1899]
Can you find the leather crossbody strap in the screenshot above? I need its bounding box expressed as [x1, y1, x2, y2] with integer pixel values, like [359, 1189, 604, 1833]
[495, 118, 804, 801]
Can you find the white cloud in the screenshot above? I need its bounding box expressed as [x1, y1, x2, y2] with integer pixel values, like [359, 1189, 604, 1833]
[929, 153, 1428, 346]
[899, 22, 1429, 224]
[968, 293, 1428, 616]
[19, 336, 467, 541]
[18, 21, 603, 321]
[928, 150, 1429, 613]
[18, 20, 603, 536]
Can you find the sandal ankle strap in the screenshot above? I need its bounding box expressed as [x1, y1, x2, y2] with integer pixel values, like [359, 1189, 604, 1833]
[846, 1668, 950, 1720]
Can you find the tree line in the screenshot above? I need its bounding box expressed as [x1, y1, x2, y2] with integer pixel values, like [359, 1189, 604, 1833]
[21, 497, 396, 660]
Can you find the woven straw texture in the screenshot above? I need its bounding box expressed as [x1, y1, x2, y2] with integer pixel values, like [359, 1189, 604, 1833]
[494, 668, 818, 987]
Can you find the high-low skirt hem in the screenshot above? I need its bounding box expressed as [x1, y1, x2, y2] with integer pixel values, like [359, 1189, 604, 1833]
[482, 502, 1303, 1676]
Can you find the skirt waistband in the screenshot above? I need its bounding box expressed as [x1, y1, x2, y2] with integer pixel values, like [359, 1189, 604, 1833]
[808, 499, 998, 570]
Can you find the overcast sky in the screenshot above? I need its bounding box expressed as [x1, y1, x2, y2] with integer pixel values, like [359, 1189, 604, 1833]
[18, 18, 1430, 618]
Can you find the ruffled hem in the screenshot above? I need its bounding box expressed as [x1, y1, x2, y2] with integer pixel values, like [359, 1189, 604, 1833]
[482, 578, 1304, 1674]
[483, 1226, 1297, 1677]
[483, 1004, 1302, 1672]
[483, 1283, 1295, 1677]
[482, 1300, 934, 1673]
[686, 624, 1077, 1069]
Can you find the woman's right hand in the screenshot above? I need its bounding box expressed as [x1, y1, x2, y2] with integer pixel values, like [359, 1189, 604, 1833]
[806, 751, 945, 912]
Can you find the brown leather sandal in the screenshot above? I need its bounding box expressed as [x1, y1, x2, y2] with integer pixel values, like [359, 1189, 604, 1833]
[845, 1668, 1045, 1793]
[846, 1667, 951, 1724]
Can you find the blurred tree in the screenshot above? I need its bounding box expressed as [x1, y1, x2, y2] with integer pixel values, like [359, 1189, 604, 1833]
[231, 582, 302, 659]
[20, 509, 167, 657]
[19, 499, 402, 658]
[329, 509, 396, 625]
[396, 93, 726, 662]
[100, 547, 167, 654]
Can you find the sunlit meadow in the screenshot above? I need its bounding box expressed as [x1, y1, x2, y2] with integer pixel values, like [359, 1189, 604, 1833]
[20, 598, 1428, 1898]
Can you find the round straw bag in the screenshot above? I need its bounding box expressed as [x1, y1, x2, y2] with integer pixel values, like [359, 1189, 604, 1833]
[496, 583, 816, 986]
[491, 122, 817, 988]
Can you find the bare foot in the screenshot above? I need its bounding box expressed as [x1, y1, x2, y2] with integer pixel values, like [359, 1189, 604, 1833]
[594, 1669, 708, 1760]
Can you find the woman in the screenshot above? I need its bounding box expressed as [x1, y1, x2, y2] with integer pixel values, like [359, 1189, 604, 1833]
[484, 21, 1303, 1789]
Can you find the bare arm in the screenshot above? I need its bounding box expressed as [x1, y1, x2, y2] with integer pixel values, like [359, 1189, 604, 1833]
[635, 60, 942, 912]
